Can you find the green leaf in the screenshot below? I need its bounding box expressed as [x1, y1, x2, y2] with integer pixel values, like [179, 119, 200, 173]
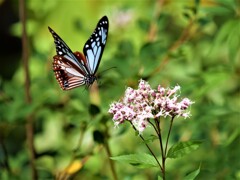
[225, 129, 240, 146]
[167, 140, 202, 159]
[111, 153, 159, 169]
[140, 134, 158, 144]
[213, 19, 240, 61]
[137, 18, 150, 32]
[184, 166, 201, 180]
[227, 21, 240, 62]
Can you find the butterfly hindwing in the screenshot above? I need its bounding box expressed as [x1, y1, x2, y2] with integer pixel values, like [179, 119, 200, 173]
[83, 16, 109, 75]
[52, 54, 86, 90]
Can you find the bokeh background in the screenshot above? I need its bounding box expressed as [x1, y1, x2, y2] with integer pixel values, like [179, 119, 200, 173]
[0, 0, 239, 179]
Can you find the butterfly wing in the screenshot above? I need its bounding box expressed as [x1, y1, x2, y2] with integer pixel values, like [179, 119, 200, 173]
[52, 54, 87, 90]
[48, 16, 109, 90]
[48, 27, 90, 75]
[83, 16, 109, 75]
[49, 27, 91, 90]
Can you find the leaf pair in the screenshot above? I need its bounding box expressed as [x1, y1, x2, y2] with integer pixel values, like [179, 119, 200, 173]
[111, 140, 202, 179]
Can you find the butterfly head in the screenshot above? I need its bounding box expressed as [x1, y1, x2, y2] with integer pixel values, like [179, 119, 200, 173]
[85, 74, 97, 87]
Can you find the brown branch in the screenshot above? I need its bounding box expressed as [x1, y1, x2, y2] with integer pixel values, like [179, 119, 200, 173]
[150, 19, 195, 77]
[25, 115, 37, 180]
[146, 0, 196, 76]
[147, 0, 166, 42]
[19, 0, 37, 179]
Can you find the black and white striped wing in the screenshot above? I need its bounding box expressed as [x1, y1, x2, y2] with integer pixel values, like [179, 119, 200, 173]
[48, 27, 90, 90]
[48, 27, 90, 75]
[83, 16, 109, 75]
[52, 55, 86, 90]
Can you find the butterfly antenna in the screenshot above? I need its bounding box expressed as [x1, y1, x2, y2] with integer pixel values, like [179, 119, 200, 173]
[98, 67, 117, 76]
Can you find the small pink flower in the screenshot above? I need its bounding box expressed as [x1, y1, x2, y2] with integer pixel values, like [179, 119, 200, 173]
[180, 98, 194, 110]
[181, 111, 191, 119]
[167, 85, 181, 97]
[109, 79, 194, 133]
[158, 85, 165, 95]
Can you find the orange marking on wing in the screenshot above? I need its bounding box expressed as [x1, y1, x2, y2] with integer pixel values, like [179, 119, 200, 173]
[74, 51, 88, 66]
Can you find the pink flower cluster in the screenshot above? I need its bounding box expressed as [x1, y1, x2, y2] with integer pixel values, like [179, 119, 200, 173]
[109, 80, 194, 133]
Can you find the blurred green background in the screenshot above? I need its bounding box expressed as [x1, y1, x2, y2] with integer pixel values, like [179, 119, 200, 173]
[0, 0, 239, 179]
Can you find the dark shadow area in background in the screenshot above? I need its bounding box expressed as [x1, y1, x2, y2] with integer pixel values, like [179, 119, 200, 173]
[0, 0, 21, 80]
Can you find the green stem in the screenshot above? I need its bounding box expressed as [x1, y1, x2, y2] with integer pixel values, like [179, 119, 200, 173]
[148, 120, 159, 135]
[104, 139, 118, 180]
[154, 118, 165, 180]
[73, 123, 87, 155]
[103, 125, 118, 180]
[129, 121, 162, 171]
[164, 117, 174, 155]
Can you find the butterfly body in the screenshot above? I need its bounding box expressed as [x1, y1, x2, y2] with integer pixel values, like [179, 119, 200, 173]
[49, 16, 109, 90]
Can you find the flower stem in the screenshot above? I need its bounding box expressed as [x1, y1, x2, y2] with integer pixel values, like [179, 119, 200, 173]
[129, 121, 162, 171]
[164, 117, 174, 155]
[154, 118, 166, 180]
[148, 120, 159, 135]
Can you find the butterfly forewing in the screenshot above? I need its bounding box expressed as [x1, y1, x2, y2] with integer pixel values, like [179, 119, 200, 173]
[83, 16, 109, 75]
[48, 27, 89, 75]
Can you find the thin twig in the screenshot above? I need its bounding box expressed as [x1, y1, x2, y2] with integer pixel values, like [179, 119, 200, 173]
[19, 0, 37, 179]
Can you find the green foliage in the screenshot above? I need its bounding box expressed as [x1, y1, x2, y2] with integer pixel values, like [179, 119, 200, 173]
[167, 141, 202, 159]
[111, 153, 158, 169]
[0, 0, 239, 179]
[184, 166, 201, 180]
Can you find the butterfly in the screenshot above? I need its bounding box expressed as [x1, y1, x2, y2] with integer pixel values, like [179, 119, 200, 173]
[48, 16, 109, 90]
